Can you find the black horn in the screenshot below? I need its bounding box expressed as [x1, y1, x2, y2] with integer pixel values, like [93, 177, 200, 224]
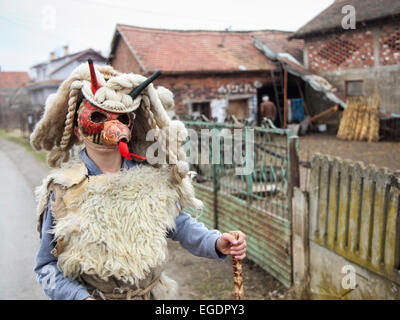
[129, 70, 162, 99]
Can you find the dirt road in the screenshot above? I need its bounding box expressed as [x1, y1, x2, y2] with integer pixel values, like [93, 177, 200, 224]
[0, 138, 48, 299]
[299, 133, 400, 172]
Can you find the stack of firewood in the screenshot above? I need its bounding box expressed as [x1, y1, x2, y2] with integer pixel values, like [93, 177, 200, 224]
[337, 94, 380, 142]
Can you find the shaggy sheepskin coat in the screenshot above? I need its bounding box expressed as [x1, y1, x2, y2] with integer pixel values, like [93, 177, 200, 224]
[36, 160, 201, 299]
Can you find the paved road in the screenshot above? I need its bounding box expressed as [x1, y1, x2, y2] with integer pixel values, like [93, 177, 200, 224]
[0, 137, 48, 299]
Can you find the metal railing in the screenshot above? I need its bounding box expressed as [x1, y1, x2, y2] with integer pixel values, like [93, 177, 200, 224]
[182, 116, 299, 287]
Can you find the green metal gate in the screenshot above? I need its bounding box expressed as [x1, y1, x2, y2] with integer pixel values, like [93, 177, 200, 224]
[183, 118, 299, 288]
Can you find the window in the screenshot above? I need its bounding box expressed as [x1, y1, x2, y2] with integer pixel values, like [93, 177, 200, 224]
[192, 102, 211, 119]
[346, 80, 363, 97]
[227, 99, 249, 119]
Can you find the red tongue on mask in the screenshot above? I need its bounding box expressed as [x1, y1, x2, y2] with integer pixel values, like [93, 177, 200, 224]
[119, 141, 146, 160]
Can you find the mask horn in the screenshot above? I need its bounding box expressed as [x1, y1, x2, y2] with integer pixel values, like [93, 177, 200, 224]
[129, 70, 162, 99]
[88, 58, 101, 94]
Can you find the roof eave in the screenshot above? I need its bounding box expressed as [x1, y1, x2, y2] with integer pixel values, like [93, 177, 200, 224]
[116, 23, 295, 34]
[107, 25, 121, 64]
[27, 81, 62, 90]
[290, 13, 400, 39]
[150, 69, 273, 76]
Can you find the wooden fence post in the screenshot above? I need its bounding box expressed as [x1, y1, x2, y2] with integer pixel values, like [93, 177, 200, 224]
[289, 137, 300, 288]
[292, 187, 310, 298]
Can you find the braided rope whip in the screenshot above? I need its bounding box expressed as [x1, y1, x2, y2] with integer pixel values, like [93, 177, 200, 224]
[230, 231, 245, 300]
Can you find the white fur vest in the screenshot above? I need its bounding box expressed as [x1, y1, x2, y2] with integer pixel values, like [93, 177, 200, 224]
[35, 161, 202, 299]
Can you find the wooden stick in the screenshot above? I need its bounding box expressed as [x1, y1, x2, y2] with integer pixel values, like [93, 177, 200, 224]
[230, 231, 244, 300]
[295, 78, 315, 130]
[310, 105, 338, 123]
[283, 68, 288, 129]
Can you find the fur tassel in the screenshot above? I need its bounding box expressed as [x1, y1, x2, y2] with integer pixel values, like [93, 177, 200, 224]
[151, 272, 178, 299]
[47, 148, 64, 168]
[157, 86, 174, 111]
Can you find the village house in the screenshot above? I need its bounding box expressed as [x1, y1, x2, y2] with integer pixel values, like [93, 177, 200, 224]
[108, 24, 305, 124]
[28, 46, 106, 108]
[0, 68, 31, 110]
[290, 0, 400, 116]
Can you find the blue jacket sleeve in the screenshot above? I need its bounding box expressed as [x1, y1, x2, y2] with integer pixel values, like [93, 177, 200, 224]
[168, 210, 227, 261]
[34, 194, 92, 300]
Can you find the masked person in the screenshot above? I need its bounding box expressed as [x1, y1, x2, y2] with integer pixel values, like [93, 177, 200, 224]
[32, 60, 246, 300]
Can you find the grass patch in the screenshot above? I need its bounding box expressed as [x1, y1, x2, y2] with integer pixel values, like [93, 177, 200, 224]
[0, 129, 46, 164]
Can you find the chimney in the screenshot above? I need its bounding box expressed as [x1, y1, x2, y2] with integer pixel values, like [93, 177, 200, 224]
[50, 51, 56, 61]
[63, 45, 69, 56]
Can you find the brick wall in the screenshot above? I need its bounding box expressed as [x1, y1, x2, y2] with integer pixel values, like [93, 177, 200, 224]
[379, 22, 400, 66]
[111, 37, 271, 117]
[304, 20, 400, 114]
[112, 36, 143, 74]
[155, 72, 270, 116]
[306, 20, 400, 72]
[306, 28, 375, 73]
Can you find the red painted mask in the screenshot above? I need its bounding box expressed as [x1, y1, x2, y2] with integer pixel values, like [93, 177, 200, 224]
[78, 101, 133, 146]
[77, 59, 146, 160]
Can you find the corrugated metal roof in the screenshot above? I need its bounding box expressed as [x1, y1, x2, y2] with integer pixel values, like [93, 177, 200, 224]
[253, 37, 346, 108]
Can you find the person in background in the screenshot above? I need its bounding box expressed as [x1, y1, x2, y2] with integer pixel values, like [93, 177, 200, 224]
[259, 95, 277, 123]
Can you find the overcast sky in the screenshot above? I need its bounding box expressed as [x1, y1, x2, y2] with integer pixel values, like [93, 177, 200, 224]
[0, 0, 334, 71]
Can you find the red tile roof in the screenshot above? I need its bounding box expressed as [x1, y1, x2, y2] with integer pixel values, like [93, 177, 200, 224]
[115, 25, 303, 73]
[0, 72, 30, 88]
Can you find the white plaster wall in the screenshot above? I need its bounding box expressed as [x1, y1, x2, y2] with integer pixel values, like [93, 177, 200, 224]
[309, 241, 400, 300]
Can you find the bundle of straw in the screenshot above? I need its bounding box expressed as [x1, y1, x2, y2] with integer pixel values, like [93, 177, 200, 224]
[353, 100, 365, 140]
[337, 94, 380, 142]
[368, 94, 380, 142]
[358, 98, 371, 141]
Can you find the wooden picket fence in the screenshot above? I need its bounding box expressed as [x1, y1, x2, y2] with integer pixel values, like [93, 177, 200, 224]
[309, 153, 400, 284]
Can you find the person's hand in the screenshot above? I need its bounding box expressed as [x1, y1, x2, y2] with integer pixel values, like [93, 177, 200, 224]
[85, 296, 95, 300]
[216, 231, 246, 260]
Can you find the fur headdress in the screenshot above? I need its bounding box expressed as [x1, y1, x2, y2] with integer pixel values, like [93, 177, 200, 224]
[30, 63, 189, 183]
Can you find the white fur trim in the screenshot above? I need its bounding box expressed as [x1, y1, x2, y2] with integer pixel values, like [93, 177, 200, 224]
[53, 165, 179, 285]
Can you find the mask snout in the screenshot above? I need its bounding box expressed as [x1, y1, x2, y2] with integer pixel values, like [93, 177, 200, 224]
[101, 120, 132, 146]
